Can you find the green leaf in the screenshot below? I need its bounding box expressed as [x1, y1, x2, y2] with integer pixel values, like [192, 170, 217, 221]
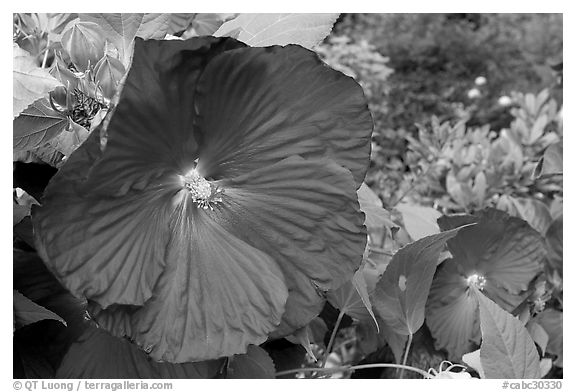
[507, 197, 552, 235]
[13, 44, 62, 118]
[535, 309, 563, 367]
[191, 13, 233, 36]
[395, 203, 441, 241]
[525, 319, 549, 354]
[47, 119, 90, 157]
[545, 216, 562, 271]
[462, 349, 486, 378]
[473, 287, 541, 379]
[227, 345, 276, 379]
[79, 14, 171, 66]
[13, 188, 39, 226]
[13, 290, 66, 329]
[137, 14, 172, 39]
[60, 21, 106, 71]
[327, 263, 379, 328]
[13, 98, 69, 151]
[286, 326, 317, 361]
[94, 54, 126, 99]
[356, 317, 407, 363]
[358, 182, 392, 229]
[372, 225, 469, 335]
[534, 142, 563, 178]
[541, 142, 563, 175]
[214, 13, 339, 48]
[13, 201, 29, 226]
[167, 13, 195, 34]
[57, 327, 224, 378]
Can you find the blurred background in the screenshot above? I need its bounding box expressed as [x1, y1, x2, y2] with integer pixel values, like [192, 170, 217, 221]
[317, 13, 562, 212]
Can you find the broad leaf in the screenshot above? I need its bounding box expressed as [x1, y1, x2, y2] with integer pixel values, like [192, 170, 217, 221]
[167, 13, 195, 34]
[79, 13, 171, 66]
[137, 14, 172, 39]
[14, 290, 66, 329]
[13, 98, 69, 151]
[47, 119, 90, 157]
[226, 345, 276, 379]
[396, 203, 441, 241]
[192, 13, 234, 36]
[57, 327, 224, 378]
[60, 21, 106, 71]
[214, 13, 339, 49]
[473, 287, 541, 379]
[372, 226, 468, 335]
[13, 45, 62, 118]
[94, 54, 126, 99]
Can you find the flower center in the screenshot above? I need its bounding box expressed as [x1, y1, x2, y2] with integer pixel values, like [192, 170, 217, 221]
[182, 169, 223, 210]
[466, 273, 487, 290]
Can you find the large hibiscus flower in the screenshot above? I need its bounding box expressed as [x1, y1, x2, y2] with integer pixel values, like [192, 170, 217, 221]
[33, 36, 372, 363]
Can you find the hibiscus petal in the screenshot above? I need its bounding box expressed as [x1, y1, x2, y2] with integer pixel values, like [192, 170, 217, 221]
[215, 156, 367, 334]
[82, 36, 246, 196]
[426, 259, 481, 360]
[194, 44, 373, 185]
[34, 169, 177, 308]
[90, 202, 288, 362]
[57, 327, 225, 378]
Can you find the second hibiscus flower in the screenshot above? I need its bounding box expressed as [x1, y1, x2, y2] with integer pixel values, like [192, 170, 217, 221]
[33, 36, 373, 363]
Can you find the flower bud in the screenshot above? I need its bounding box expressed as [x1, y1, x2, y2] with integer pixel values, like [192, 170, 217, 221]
[467, 88, 481, 99]
[474, 76, 487, 86]
[498, 95, 512, 106]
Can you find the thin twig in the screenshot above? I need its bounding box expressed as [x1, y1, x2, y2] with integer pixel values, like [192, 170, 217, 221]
[275, 363, 432, 379]
[392, 163, 436, 208]
[398, 332, 413, 378]
[321, 309, 345, 368]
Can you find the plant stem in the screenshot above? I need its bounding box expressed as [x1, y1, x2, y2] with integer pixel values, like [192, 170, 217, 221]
[321, 309, 345, 368]
[398, 332, 413, 378]
[41, 39, 50, 68]
[369, 247, 394, 257]
[275, 363, 432, 379]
